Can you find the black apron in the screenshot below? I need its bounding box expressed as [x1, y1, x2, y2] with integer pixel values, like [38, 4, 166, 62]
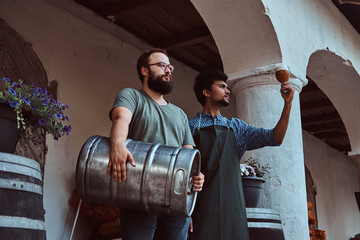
[190, 125, 250, 240]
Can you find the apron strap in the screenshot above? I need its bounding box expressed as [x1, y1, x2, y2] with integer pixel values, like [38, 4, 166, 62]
[197, 114, 202, 130]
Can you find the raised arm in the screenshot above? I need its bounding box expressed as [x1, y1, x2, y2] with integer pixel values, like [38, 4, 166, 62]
[273, 82, 295, 144]
[107, 106, 136, 182]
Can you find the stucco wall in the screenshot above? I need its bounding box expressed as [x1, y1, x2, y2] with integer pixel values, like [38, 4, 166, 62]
[1, 0, 360, 239]
[0, 0, 200, 239]
[262, 0, 360, 81]
[303, 131, 360, 240]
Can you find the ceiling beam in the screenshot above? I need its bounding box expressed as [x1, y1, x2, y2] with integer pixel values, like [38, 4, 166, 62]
[100, 0, 173, 19]
[167, 51, 204, 72]
[301, 112, 341, 126]
[314, 131, 348, 140]
[155, 27, 212, 50]
[300, 99, 334, 111]
[336, 0, 360, 5]
[328, 145, 351, 152]
[303, 121, 345, 133]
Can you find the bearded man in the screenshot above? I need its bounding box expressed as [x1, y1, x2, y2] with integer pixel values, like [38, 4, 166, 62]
[108, 48, 204, 240]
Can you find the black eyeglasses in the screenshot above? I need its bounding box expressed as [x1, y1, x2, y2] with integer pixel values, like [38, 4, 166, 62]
[148, 62, 175, 72]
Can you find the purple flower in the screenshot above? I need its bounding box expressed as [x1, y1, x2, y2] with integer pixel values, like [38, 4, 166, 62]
[39, 118, 46, 125]
[55, 113, 63, 119]
[42, 99, 48, 105]
[12, 82, 19, 87]
[63, 125, 71, 137]
[24, 97, 30, 104]
[9, 101, 18, 108]
[65, 104, 70, 109]
[1, 77, 11, 82]
[8, 88, 16, 95]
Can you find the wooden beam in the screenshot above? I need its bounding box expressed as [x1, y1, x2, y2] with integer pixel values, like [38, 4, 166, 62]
[167, 51, 204, 72]
[155, 27, 212, 50]
[303, 121, 345, 133]
[337, 0, 360, 5]
[301, 112, 341, 126]
[313, 131, 348, 139]
[100, 0, 173, 18]
[300, 99, 334, 111]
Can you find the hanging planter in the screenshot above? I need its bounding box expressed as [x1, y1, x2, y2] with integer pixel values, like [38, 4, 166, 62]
[0, 101, 19, 153]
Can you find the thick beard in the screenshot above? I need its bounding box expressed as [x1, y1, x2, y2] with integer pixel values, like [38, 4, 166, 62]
[147, 71, 173, 95]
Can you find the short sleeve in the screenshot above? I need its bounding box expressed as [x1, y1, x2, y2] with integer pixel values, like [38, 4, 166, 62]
[109, 88, 138, 120]
[183, 123, 196, 146]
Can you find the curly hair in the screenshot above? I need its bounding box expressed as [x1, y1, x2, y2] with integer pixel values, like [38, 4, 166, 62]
[193, 70, 228, 106]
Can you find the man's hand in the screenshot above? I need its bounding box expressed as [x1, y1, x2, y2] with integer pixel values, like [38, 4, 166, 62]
[192, 172, 205, 192]
[273, 82, 295, 144]
[280, 82, 295, 104]
[107, 142, 135, 182]
[108, 107, 134, 182]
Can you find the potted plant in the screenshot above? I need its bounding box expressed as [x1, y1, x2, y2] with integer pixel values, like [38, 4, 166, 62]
[0, 77, 71, 153]
[240, 157, 270, 208]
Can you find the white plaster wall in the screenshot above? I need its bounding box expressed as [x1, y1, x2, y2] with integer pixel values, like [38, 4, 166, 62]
[1, 0, 360, 239]
[262, 0, 360, 82]
[303, 131, 360, 240]
[191, 0, 281, 74]
[0, 0, 200, 239]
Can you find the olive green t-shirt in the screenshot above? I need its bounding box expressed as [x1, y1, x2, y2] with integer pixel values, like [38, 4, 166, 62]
[110, 88, 195, 148]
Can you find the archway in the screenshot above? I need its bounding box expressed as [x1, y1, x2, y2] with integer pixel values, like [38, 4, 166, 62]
[307, 50, 360, 154]
[191, 0, 281, 73]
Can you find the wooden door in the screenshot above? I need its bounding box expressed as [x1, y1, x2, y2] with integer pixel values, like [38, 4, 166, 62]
[0, 18, 57, 175]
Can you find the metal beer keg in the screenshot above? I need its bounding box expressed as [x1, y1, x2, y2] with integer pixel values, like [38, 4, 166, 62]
[76, 135, 200, 217]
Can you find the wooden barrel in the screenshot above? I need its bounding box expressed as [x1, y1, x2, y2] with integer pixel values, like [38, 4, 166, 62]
[76, 136, 201, 217]
[246, 208, 285, 240]
[0, 153, 46, 240]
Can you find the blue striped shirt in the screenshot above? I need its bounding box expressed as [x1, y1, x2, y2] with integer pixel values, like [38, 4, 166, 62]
[188, 113, 279, 158]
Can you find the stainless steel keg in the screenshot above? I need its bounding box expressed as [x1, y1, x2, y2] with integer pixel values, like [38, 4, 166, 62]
[76, 135, 200, 217]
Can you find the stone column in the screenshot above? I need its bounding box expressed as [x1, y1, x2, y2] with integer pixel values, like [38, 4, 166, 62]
[349, 154, 360, 190]
[228, 65, 309, 240]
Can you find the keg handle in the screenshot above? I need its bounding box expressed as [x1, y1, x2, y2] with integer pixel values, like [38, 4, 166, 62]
[187, 177, 196, 194]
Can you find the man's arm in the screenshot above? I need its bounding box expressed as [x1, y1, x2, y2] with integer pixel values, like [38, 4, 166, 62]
[107, 107, 136, 182]
[273, 82, 295, 144]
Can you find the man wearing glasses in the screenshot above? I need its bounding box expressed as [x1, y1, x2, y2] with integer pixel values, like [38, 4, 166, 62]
[108, 48, 204, 240]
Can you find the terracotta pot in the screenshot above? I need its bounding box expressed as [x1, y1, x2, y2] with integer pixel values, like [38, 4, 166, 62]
[242, 176, 265, 207]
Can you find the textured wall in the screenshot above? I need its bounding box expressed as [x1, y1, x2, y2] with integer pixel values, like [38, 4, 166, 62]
[0, 0, 199, 239]
[303, 131, 360, 240]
